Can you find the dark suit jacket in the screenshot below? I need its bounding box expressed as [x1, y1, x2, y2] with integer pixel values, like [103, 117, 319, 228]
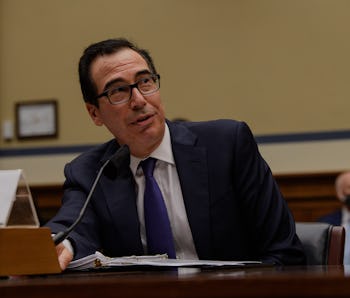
[46, 119, 305, 265]
[318, 210, 342, 226]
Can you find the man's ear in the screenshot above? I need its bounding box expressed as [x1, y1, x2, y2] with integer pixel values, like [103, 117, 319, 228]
[85, 103, 103, 126]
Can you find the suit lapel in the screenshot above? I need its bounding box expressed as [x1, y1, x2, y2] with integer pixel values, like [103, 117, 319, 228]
[168, 122, 211, 259]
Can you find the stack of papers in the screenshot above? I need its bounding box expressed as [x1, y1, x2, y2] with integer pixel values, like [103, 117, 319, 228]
[67, 251, 262, 270]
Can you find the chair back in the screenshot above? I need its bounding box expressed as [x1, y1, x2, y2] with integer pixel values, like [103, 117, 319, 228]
[295, 222, 345, 265]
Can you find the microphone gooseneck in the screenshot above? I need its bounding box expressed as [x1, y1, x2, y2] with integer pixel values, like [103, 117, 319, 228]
[52, 144, 130, 245]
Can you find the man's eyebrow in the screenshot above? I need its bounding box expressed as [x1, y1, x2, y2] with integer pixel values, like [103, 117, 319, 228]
[135, 70, 152, 77]
[103, 70, 152, 91]
[103, 78, 124, 92]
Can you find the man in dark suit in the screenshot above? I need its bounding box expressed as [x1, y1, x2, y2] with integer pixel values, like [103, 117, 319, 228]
[46, 38, 305, 270]
[319, 171, 350, 226]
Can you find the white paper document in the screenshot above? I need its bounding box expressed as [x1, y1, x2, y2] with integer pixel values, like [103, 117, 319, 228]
[67, 251, 262, 270]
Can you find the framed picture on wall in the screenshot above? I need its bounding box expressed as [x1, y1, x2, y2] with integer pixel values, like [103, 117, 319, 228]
[15, 99, 58, 139]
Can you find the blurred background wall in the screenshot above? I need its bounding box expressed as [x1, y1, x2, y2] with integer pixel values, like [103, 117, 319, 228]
[1, 0, 350, 185]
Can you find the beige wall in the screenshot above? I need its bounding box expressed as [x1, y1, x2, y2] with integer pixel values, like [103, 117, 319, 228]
[2, 0, 350, 184]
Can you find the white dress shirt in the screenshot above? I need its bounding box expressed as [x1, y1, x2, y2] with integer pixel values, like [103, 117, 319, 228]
[341, 207, 350, 226]
[342, 207, 350, 265]
[129, 124, 198, 260]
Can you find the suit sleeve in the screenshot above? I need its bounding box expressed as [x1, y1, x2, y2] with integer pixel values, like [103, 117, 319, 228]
[233, 122, 306, 265]
[45, 162, 102, 259]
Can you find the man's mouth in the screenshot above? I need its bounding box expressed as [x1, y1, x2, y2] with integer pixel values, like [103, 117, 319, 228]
[132, 113, 153, 125]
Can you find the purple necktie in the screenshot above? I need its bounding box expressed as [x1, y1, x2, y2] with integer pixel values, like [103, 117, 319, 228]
[141, 158, 176, 259]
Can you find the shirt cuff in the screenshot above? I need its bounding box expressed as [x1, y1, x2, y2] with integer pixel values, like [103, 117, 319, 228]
[52, 234, 74, 255]
[62, 239, 74, 255]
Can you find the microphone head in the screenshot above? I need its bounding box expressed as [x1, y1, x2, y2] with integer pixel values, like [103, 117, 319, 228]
[110, 144, 130, 169]
[104, 144, 130, 179]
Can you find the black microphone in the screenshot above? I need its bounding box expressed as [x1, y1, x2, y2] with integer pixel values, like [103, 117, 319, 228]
[52, 144, 130, 245]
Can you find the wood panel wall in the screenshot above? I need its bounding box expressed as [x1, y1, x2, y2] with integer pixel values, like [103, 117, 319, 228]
[30, 172, 342, 225]
[276, 171, 341, 222]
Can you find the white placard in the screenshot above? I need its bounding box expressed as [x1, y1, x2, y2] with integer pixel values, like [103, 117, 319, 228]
[0, 170, 21, 225]
[0, 169, 39, 227]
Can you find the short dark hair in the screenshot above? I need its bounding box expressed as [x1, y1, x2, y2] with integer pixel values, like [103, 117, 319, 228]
[78, 38, 157, 106]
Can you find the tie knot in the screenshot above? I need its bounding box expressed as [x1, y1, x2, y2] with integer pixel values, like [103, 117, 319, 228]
[140, 157, 157, 177]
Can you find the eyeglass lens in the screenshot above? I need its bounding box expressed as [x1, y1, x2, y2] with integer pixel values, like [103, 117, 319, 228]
[108, 75, 159, 104]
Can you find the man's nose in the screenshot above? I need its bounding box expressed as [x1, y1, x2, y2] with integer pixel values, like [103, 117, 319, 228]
[129, 87, 147, 108]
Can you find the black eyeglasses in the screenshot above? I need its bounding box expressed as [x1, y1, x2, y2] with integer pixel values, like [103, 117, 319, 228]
[95, 74, 160, 105]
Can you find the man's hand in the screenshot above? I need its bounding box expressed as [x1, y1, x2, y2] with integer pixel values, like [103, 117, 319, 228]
[55, 242, 73, 270]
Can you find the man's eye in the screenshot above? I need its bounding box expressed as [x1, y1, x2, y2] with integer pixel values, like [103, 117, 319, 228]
[139, 77, 153, 86]
[110, 86, 129, 94]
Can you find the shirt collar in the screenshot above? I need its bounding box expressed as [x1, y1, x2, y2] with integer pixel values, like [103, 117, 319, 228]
[129, 123, 174, 175]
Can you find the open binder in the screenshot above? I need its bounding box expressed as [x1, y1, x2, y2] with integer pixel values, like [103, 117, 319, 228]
[0, 169, 61, 276]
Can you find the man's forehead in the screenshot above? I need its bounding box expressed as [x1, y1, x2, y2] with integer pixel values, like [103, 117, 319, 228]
[91, 49, 149, 89]
[93, 49, 147, 70]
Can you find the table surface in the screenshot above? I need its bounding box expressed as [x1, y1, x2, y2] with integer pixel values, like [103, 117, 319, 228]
[2, 265, 350, 298]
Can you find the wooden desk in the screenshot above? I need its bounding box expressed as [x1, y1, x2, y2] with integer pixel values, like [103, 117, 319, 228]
[1, 266, 350, 298]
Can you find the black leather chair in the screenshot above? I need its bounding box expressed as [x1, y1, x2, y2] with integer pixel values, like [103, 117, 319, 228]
[295, 222, 345, 265]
